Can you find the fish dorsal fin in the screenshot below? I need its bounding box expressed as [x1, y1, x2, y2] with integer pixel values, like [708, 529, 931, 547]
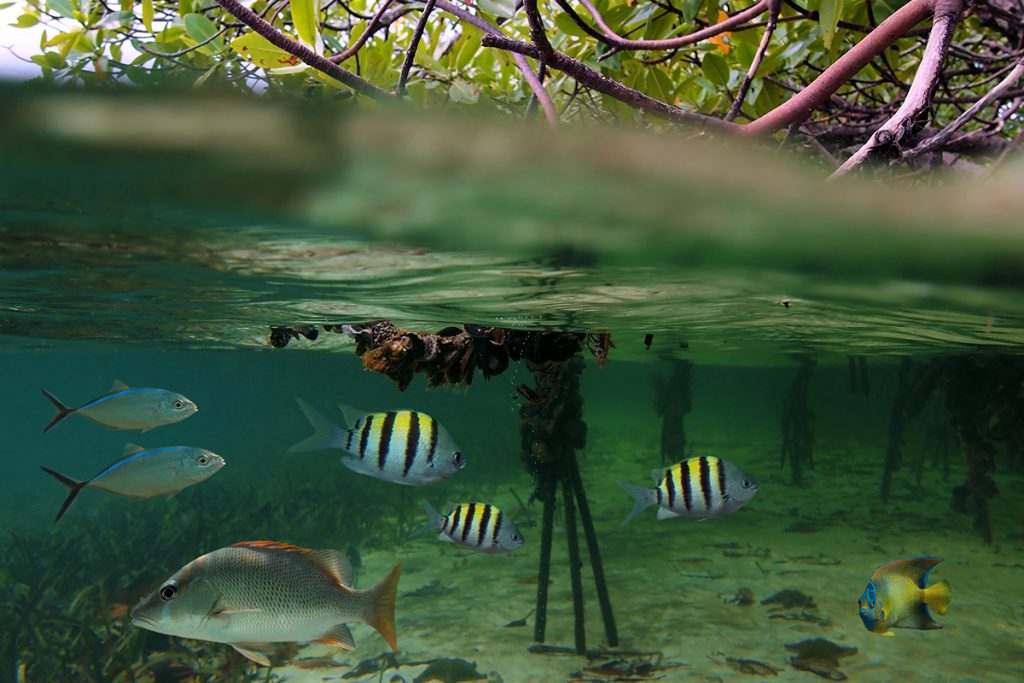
[230, 643, 271, 666]
[231, 540, 313, 553]
[873, 557, 943, 588]
[312, 548, 354, 587]
[339, 404, 372, 428]
[316, 623, 356, 650]
[110, 380, 131, 392]
[650, 468, 663, 485]
[123, 443, 146, 457]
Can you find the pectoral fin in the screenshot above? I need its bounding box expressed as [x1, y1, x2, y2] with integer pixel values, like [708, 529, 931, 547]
[316, 623, 356, 650]
[231, 643, 271, 666]
[656, 507, 683, 520]
[879, 630, 894, 637]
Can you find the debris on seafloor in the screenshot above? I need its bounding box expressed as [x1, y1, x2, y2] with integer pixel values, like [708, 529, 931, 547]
[403, 579, 455, 598]
[708, 652, 782, 676]
[720, 545, 771, 559]
[504, 609, 535, 627]
[720, 587, 755, 606]
[789, 554, 842, 566]
[412, 658, 488, 683]
[568, 653, 687, 681]
[784, 520, 829, 533]
[784, 638, 858, 681]
[769, 610, 832, 626]
[294, 655, 342, 669]
[342, 653, 400, 679]
[761, 589, 816, 610]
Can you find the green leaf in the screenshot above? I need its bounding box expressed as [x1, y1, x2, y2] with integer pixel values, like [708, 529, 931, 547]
[46, 0, 76, 19]
[477, 0, 515, 19]
[701, 52, 729, 88]
[12, 13, 39, 27]
[179, 0, 194, 16]
[819, 0, 843, 50]
[142, 0, 154, 32]
[554, 12, 591, 39]
[0, 2, 16, 9]
[184, 13, 221, 50]
[120, 0, 132, 12]
[230, 31, 303, 71]
[290, 0, 318, 47]
[449, 80, 479, 104]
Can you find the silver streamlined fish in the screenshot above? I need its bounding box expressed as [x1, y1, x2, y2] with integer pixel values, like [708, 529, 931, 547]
[416, 501, 525, 554]
[288, 398, 466, 486]
[130, 541, 401, 667]
[41, 380, 197, 432]
[619, 455, 758, 525]
[40, 444, 225, 522]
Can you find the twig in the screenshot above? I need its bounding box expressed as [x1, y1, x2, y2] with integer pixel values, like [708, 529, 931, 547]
[902, 58, 1024, 160]
[397, 0, 438, 97]
[831, 0, 966, 178]
[134, 28, 229, 59]
[212, 0, 390, 99]
[328, 0, 396, 64]
[725, 0, 779, 122]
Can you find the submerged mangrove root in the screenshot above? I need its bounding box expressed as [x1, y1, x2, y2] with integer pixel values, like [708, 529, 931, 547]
[779, 356, 816, 485]
[848, 356, 870, 395]
[654, 360, 692, 466]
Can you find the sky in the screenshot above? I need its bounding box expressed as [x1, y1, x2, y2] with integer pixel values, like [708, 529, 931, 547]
[0, 5, 45, 79]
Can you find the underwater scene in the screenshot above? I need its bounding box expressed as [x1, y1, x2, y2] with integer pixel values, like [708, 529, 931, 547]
[2, 91, 1024, 683]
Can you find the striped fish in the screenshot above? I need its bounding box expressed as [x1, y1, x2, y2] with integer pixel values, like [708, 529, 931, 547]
[40, 444, 225, 522]
[288, 399, 465, 486]
[41, 380, 197, 432]
[416, 501, 525, 554]
[618, 456, 758, 526]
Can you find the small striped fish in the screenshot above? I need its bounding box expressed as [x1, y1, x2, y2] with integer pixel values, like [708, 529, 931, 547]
[417, 501, 525, 554]
[619, 456, 758, 525]
[288, 399, 465, 486]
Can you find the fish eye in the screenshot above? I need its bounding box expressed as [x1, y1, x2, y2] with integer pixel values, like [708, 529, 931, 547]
[174, 401, 184, 410]
[159, 584, 177, 601]
[452, 452, 465, 468]
[879, 609, 886, 620]
[198, 455, 209, 465]
[741, 479, 753, 488]
[512, 532, 522, 543]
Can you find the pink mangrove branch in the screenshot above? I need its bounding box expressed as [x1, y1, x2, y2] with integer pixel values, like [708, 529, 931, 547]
[328, 0, 395, 64]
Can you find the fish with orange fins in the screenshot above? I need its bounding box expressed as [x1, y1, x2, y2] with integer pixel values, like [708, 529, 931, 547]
[858, 557, 951, 636]
[130, 541, 401, 666]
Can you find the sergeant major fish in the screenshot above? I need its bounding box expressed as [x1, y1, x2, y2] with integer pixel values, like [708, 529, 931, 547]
[40, 444, 225, 522]
[288, 398, 465, 486]
[415, 501, 525, 554]
[41, 380, 197, 432]
[618, 455, 758, 525]
[859, 557, 951, 636]
[130, 541, 401, 666]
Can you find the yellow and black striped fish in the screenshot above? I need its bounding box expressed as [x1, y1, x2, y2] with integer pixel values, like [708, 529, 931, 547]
[416, 501, 525, 554]
[288, 399, 465, 486]
[619, 456, 758, 525]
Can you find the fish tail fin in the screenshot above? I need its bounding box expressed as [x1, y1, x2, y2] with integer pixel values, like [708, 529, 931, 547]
[287, 398, 347, 454]
[410, 500, 443, 539]
[923, 579, 951, 616]
[362, 562, 401, 652]
[39, 466, 87, 522]
[41, 388, 74, 433]
[618, 480, 656, 527]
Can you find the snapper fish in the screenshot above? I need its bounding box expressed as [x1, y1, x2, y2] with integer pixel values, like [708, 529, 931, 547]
[859, 557, 951, 636]
[415, 501, 525, 554]
[41, 381, 197, 432]
[288, 398, 465, 486]
[40, 444, 225, 522]
[618, 456, 758, 525]
[130, 541, 401, 666]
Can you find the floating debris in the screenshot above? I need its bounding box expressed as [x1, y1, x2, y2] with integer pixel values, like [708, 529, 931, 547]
[721, 587, 755, 606]
[412, 658, 487, 683]
[761, 589, 816, 610]
[785, 638, 857, 681]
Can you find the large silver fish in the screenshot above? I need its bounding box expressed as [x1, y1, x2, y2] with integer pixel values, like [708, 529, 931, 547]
[40, 444, 225, 522]
[41, 380, 197, 432]
[416, 501, 525, 554]
[130, 541, 401, 666]
[619, 456, 758, 525]
[288, 399, 465, 486]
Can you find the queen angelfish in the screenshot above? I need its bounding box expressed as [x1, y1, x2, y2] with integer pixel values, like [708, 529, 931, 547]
[287, 398, 465, 486]
[618, 456, 758, 526]
[859, 557, 951, 636]
[414, 501, 525, 554]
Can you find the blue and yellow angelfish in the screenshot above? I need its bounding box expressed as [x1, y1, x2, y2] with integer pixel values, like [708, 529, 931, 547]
[858, 557, 952, 636]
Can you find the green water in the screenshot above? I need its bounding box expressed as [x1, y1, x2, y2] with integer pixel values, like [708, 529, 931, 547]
[1, 87, 1023, 682]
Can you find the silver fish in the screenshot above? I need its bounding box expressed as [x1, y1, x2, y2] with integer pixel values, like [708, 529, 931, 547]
[619, 455, 758, 525]
[40, 444, 225, 522]
[288, 399, 465, 486]
[130, 541, 401, 666]
[416, 501, 525, 554]
[41, 380, 197, 432]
